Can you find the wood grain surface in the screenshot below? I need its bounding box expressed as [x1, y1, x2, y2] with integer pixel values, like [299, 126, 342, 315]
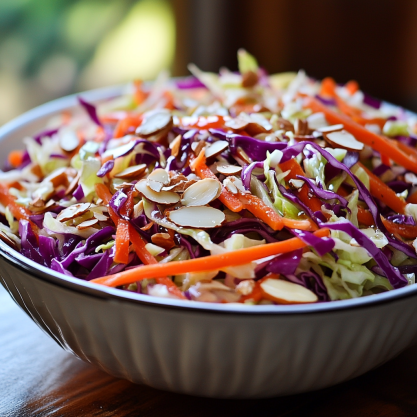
[1, 284, 417, 417]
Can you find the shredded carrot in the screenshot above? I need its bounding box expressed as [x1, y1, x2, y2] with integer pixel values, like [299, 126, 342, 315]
[129, 224, 157, 266]
[304, 96, 417, 174]
[380, 154, 391, 166]
[114, 115, 143, 138]
[381, 217, 417, 239]
[357, 207, 375, 226]
[8, 150, 24, 168]
[345, 80, 359, 95]
[133, 80, 147, 106]
[0, 184, 34, 225]
[357, 162, 406, 214]
[91, 229, 330, 287]
[190, 153, 244, 212]
[279, 158, 325, 214]
[320, 77, 337, 98]
[408, 191, 417, 204]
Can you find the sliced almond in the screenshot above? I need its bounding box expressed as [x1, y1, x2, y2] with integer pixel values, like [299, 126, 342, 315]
[93, 212, 108, 221]
[29, 199, 56, 214]
[135, 179, 180, 205]
[77, 218, 99, 230]
[235, 146, 252, 164]
[44, 167, 69, 188]
[181, 178, 222, 207]
[241, 71, 258, 88]
[167, 206, 225, 228]
[192, 140, 206, 156]
[136, 110, 173, 137]
[289, 179, 305, 189]
[294, 119, 309, 136]
[57, 203, 91, 222]
[236, 280, 255, 296]
[170, 134, 182, 157]
[65, 172, 81, 196]
[260, 278, 318, 304]
[59, 128, 80, 152]
[204, 141, 229, 159]
[147, 169, 170, 192]
[162, 180, 196, 193]
[224, 178, 238, 194]
[317, 124, 344, 133]
[325, 130, 364, 151]
[133, 200, 144, 218]
[0, 230, 19, 251]
[216, 164, 242, 176]
[151, 232, 176, 250]
[114, 164, 147, 179]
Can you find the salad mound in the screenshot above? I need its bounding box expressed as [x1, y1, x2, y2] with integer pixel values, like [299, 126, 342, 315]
[2, 49, 417, 304]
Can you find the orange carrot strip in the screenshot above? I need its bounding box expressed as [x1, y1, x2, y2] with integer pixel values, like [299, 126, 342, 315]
[8, 150, 24, 168]
[320, 77, 337, 98]
[304, 96, 417, 174]
[238, 193, 284, 230]
[357, 207, 375, 226]
[380, 154, 391, 166]
[91, 229, 330, 287]
[279, 158, 324, 213]
[408, 191, 417, 204]
[114, 115, 143, 138]
[345, 80, 359, 95]
[154, 276, 187, 299]
[381, 217, 417, 239]
[357, 162, 406, 214]
[190, 153, 243, 212]
[0, 184, 33, 224]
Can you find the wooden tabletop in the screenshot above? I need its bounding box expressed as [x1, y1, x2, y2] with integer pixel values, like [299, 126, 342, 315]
[1, 285, 416, 417]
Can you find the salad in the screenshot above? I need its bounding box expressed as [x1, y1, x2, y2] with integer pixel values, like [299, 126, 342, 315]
[1, 50, 417, 305]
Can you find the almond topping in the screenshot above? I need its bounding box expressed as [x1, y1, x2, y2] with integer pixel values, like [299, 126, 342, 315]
[65, 172, 81, 196]
[77, 218, 99, 230]
[241, 71, 258, 88]
[0, 230, 19, 251]
[135, 179, 180, 205]
[324, 130, 364, 151]
[260, 278, 318, 304]
[204, 141, 229, 159]
[216, 164, 242, 176]
[317, 124, 344, 133]
[181, 178, 222, 207]
[59, 128, 80, 152]
[93, 212, 108, 221]
[57, 203, 91, 222]
[192, 140, 206, 156]
[136, 110, 173, 137]
[167, 206, 225, 228]
[114, 164, 147, 179]
[236, 280, 255, 296]
[170, 134, 182, 157]
[151, 232, 176, 250]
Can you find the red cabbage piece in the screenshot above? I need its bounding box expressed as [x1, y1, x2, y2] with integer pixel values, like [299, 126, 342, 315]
[363, 94, 381, 109]
[372, 164, 390, 176]
[166, 129, 197, 171]
[75, 252, 102, 269]
[175, 77, 206, 89]
[33, 128, 59, 144]
[38, 235, 59, 268]
[51, 258, 74, 276]
[386, 180, 411, 194]
[209, 129, 287, 161]
[86, 249, 113, 280]
[267, 249, 303, 275]
[386, 214, 416, 226]
[342, 151, 359, 168]
[241, 162, 264, 190]
[109, 190, 128, 219]
[315, 95, 337, 107]
[19, 220, 44, 265]
[289, 228, 335, 256]
[297, 175, 348, 207]
[29, 214, 45, 229]
[73, 184, 84, 201]
[97, 160, 115, 177]
[286, 270, 329, 301]
[325, 221, 408, 289]
[78, 97, 103, 127]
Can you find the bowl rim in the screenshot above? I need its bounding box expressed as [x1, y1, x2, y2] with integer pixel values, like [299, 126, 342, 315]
[1, 83, 417, 316]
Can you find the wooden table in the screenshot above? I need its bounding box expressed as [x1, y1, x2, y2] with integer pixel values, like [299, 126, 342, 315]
[1, 284, 416, 417]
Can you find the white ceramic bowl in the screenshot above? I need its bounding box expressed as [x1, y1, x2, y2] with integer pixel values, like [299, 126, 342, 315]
[1, 87, 417, 399]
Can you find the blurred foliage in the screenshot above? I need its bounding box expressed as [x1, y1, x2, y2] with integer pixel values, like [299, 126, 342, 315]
[0, 0, 175, 123]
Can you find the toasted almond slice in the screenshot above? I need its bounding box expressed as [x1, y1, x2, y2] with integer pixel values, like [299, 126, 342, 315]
[289, 179, 305, 189]
[216, 164, 242, 176]
[151, 232, 176, 250]
[205, 141, 229, 159]
[167, 206, 225, 228]
[0, 230, 19, 250]
[260, 278, 318, 304]
[236, 280, 255, 296]
[317, 124, 344, 133]
[192, 140, 206, 156]
[44, 167, 69, 188]
[136, 110, 173, 137]
[57, 203, 91, 222]
[29, 199, 57, 214]
[170, 134, 182, 157]
[223, 177, 238, 194]
[59, 128, 79, 152]
[324, 130, 364, 151]
[93, 212, 108, 221]
[135, 179, 180, 205]
[162, 180, 196, 192]
[148, 179, 164, 192]
[65, 172, 81, 196]
[77, 218, 99, 230]
[181, 178, 222, 207]
[148, 168, 169, 185]
[114, 164, 147, 179]
[133, 200, 144, 218]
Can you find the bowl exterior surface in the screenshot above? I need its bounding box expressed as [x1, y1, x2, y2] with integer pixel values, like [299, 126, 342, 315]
[2, 256, 417, 398]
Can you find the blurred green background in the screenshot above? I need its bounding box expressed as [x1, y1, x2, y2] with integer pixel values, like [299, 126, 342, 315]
[1, 0, 417, 125]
